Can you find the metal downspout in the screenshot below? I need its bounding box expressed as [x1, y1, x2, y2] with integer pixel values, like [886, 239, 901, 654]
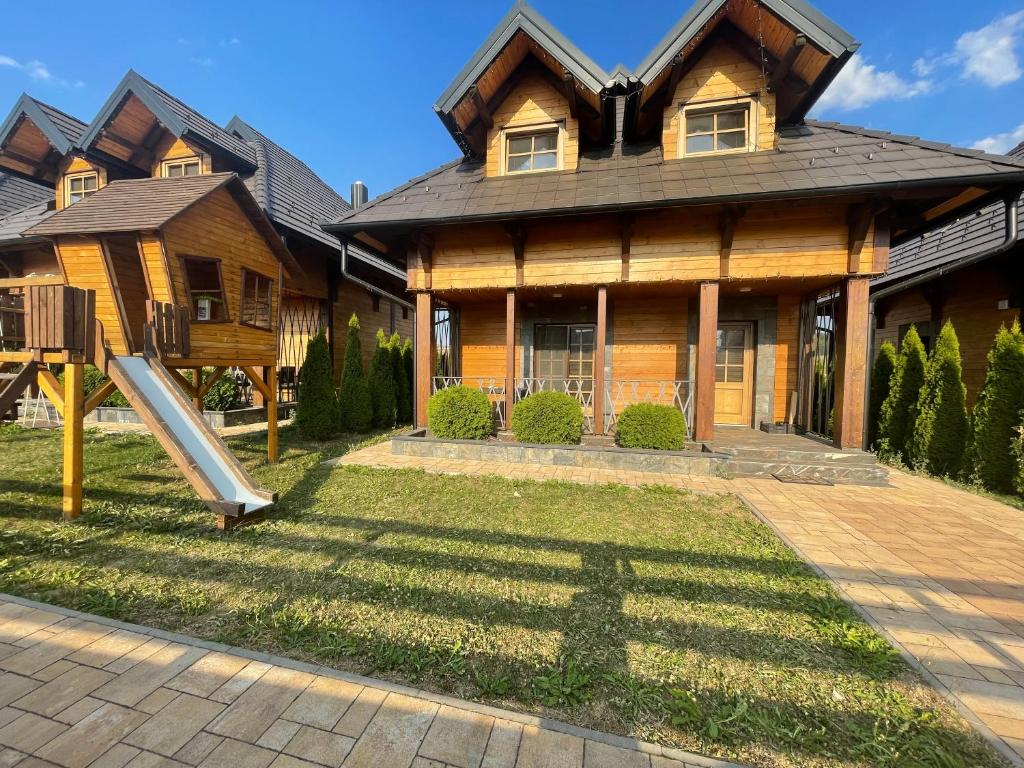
[340, 240, 414, 311]
[861, 190, 1022, 448]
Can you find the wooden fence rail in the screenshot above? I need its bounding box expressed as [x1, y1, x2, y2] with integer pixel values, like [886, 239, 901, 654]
[145, 301, 191, 359]
[0, 294, 25, 351]
[24, 286, 95, 358]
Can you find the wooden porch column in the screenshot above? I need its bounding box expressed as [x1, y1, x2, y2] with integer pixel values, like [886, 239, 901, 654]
[192, 368, 203, 411]
[594, 286, 607, 434]
[505, 289, 515, 429]
[63, 361, 84, 520]
[415, 291, 433, 428]
[833, 276, 870, 449]
[694, 281, 719, 442]
[265, 366, 278, 464]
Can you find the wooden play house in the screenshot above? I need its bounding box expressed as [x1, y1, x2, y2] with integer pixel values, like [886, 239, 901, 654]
[0, 172, 294, 528]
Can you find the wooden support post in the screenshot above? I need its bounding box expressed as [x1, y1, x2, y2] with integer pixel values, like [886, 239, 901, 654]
[594, 286, 607, 435]
[192, 368, 203, 411]
[505, 289, 516, 429]
[694, 281, 719, 442]
[266, 366, 278, 464]
[833, 277, 870, 449]
[251, 366, 266, 407]
[63, 361, 84, 520]
[415, 291, 433, 428]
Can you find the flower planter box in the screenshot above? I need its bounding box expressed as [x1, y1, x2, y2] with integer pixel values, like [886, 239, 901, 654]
[393, 429, 725, 476]
[85, 405, 270, 428]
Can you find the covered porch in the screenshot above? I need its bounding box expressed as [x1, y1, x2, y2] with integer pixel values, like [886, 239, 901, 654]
[415, 275, 871, 449]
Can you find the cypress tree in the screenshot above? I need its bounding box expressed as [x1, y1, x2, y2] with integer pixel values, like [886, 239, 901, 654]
[910, 322, 968, 476]
[338, 314, 373, 433]
[390, 332, 412, 424]
[868, 341, 897, 450]
[403, 338, 414, 418]
[294, 330, 338, 440]
[967, 321, 1024, 490]
[878, 325, 926, 463]
[369, 329, 397, 428]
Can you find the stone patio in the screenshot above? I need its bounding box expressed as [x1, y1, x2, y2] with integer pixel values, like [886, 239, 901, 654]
[335, 441, 1024, 766]
[0, 594, 737, 768]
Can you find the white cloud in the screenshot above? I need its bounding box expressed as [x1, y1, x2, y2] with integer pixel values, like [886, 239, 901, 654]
[0, 55, 81, 87]
[972, 122, 1024, 154]
[814, 54, 931, 112]
[190, 57, 216, 69]
[913, 11, 1024, 88]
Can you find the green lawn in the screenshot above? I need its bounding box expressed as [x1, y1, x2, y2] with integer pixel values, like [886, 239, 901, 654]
[0, 423, 1004, 768]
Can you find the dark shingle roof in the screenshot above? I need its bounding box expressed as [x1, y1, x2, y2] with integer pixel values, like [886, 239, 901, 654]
[32, 98, 87, 145]
[0, 94, 88, 156]
[226, 116, 349, 250]
[78, 71, 256, 168]
[0, 171, 52, 217]
[0, 200, 54, 246]
[329, 121, 1024, 232]
[872, 196, 1021, 289]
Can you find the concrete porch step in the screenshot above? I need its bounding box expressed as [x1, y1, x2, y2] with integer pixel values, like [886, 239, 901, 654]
[712, 445, 879, 466]
[722, 458, 889, 486]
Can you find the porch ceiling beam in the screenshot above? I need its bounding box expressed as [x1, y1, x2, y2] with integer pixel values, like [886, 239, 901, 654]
[505, 222, 526, 287]
[1, 147, 56, 178]
[719, 205, 745, 279]
[100, 129, 140, 155]
[468, 86, 493, 131]
[768, 34, 806, 92]
[847, 202, 875, 273]
[129, 121, 164, 168]
[620, 213, 634, 281]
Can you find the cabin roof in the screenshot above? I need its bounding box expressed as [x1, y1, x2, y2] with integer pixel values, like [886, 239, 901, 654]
[327, 121, 1024, 233]
[227, 116, 350, 250]
[435, 1, 609, 115]
[872, 195, 1024, 290]
[0, 200, 54, 247]
[24, 172, 300, 276]
[78, 71, 257, 169]
[0, 94, 88, 157]
[0, 170, 52, 217]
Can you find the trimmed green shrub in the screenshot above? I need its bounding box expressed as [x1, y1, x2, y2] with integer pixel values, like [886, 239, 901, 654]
[427, 385, 493, 439]
[877, 326, 926, 463]
[910, 322, 968, 476]
[967, 321, 1024, 490]
[338, 314, 373, 433]
[294, 330, 338, 440]
[390, 332, 412, 424]
[202, 371, 241, 412]
[58, 365, 129, 408]
[369, 329, 397, 429]
[402, 338, 414, 406]
[867, 342, 897, 451]
[510, 391, 583, 445]
[1012, 425, 1024, 495]
[615, 403, 687, 450]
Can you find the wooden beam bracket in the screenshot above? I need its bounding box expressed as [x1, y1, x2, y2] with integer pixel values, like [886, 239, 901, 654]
[468, 85, 493, 131]
[847, 202, 875, 273]
[36, 368, 65, 414]
[719, 205, 745, 279]
[768, 34, 806, 92]
[83, 379, 118, 416]
[561, 72, 579, 119]
[620, 213, 634, 281]
[505, 222, 526, 287]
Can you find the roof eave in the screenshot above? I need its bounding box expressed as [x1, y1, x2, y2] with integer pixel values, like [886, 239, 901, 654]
[0, 94, 75, 156]
[78, 70, 186, 152]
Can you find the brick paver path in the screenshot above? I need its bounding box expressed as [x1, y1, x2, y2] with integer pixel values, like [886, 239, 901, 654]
[0, 594, 736, 768]
[337, 442, 1024, 765]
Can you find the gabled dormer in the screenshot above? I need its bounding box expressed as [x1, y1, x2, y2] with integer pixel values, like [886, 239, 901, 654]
[630, 0, 859, 157]
[0, 94, 86, 184]
[433, 1, 610, 176]
[77, 70, 257, 180]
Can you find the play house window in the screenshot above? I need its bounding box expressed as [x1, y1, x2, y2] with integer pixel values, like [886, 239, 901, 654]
[682, 101, 753, 157]
[241, 269, 274, 330]
[182, 256, 227, 322]
[162, 157, 202, 177]
[505, 129, 559, 174]
[65, 172, 98, 206]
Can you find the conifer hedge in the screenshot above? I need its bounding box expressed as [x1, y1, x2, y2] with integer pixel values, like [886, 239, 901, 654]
[390, 331, 412, 424]
[369, 329, 397, 429]
[910, 322, 967, 476]
[878, 325, 926, 463]
[338, 314, 373, 433]
[295, 330, 338, 441]
[867, 342, 897, 450]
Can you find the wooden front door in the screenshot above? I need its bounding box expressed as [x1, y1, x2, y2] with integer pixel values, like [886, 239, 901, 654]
[714, 322, 754, 425]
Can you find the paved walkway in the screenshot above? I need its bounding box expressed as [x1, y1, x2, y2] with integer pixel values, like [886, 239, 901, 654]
[337, 442, 1024, 766]
[0, 595, 735, 768]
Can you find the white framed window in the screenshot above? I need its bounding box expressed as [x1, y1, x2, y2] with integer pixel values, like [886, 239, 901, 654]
[503, 125, 562, 175]
[64, 172, 98, 206]
[680, 99, 757, 157]
[161, 157, 203, 178]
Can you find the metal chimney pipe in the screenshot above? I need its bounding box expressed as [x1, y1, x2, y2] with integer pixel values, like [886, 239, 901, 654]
[350, 181, 368, 209]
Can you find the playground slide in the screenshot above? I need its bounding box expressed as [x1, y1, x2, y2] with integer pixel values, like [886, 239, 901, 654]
[107, 355, 273, 515]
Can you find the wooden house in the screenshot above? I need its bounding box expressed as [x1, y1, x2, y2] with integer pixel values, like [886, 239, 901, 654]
[0, 77, 410, 409]
[327, 0, 1024, 449]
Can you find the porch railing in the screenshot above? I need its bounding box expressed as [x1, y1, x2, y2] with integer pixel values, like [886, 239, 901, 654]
[431, 376, 693, 437]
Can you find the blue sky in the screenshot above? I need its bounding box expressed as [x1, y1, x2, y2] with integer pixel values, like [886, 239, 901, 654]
[3, 0, 1024, 200]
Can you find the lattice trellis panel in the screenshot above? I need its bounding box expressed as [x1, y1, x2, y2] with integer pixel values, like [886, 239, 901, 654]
[278, 295, 329, 403]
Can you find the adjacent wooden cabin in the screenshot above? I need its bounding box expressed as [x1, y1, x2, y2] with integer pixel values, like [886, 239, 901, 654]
[327, 0, 1024, 449]
[0, 77, 410, 411]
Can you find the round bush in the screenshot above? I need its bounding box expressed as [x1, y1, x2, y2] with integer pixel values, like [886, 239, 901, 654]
[427, 386, 493, 440]
[510, 391, 583, 445]
[615, 403, 687, 450]
[203, 372, 241, 412]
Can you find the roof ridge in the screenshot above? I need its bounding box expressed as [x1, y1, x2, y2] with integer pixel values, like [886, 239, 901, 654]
[803, 119, 1024, 169]
[24, 96, 87, 128]
[332, 158, 468, 225]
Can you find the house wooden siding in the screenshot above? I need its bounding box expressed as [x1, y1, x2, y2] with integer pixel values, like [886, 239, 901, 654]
[662, 40, 777, 160]
[161, 186, 281, 365]
[53, 235, 130, 354]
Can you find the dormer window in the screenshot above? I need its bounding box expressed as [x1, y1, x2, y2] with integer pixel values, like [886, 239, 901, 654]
[681, 100, 756, 157]
[505, 128, 560, 174]
[65, 172, 98, 206]
[162, 157, 202, 178]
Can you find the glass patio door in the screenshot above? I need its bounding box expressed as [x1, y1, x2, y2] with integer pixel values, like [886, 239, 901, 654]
[534, 324, 595, 392]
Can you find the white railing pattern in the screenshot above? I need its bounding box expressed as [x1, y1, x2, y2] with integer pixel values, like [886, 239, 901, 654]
[432, 376, 693, 437]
